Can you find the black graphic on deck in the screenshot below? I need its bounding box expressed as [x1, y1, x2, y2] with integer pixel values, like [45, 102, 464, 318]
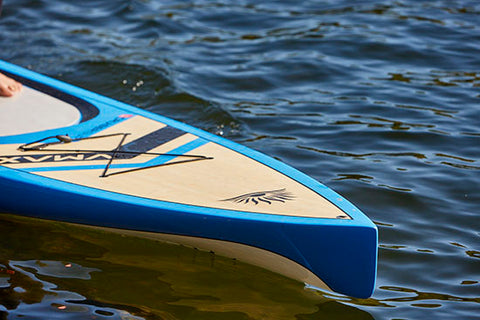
[117, 126, 185, 158]
[222, 189, 295, 205]
[0, 126, 186, 165]
[2, 128, 213, 177]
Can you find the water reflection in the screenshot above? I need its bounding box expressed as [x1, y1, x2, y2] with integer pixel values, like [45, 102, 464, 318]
[295, 301, 374, 320]
[379, 286, 480, 304]
[0, 214, 376, 320]
[1, 209, 479, 319]
[1, 259, 143, 319]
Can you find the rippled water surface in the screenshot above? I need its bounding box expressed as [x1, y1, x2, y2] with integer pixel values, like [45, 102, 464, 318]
[1, 0, 479, 319]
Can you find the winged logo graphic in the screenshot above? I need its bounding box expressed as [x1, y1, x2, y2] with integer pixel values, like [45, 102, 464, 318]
[222, 188, 295, 205]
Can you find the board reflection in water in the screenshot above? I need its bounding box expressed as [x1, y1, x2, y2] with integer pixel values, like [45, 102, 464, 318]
[0, 214, 375, 320]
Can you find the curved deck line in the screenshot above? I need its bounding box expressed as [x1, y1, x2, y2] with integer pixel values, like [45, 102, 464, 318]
[0, 60, 378, 298]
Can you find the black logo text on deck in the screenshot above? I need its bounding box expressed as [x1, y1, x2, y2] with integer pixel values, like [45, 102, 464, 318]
[0, 153, 112, 164]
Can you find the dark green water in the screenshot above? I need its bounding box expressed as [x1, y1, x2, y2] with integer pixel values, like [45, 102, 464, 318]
[1, 0, 479, 319]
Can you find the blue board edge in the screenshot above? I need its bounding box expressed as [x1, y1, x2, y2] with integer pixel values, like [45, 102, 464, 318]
[0, 59, 378, 298]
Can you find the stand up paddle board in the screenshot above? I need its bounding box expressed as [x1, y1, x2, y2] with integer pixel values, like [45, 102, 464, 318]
[0, 60, 377, 298]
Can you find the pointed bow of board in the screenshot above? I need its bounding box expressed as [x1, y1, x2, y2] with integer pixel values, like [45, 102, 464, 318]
[0, 59, 377, 298]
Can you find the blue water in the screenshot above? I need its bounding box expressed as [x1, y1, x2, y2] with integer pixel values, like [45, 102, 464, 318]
[1, 0, 479, 319]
